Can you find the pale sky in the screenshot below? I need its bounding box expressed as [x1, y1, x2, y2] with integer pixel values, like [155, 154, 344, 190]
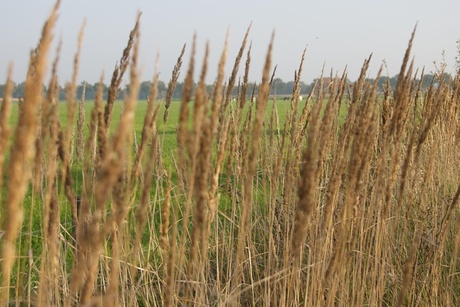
[1, 0, 459, 85]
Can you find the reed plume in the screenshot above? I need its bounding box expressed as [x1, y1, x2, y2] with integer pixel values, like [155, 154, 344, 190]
[1, 1, 59, 303]
[164, 44, 186, 123]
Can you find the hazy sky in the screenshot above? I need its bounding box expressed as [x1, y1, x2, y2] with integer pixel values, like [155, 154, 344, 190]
[1, 0, 459, 85]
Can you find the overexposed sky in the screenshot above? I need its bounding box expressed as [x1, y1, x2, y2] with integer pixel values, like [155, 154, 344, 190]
[1, 0, 459, 85]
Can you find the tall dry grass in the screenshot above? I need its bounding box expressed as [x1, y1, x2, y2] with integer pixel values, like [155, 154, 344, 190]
[1, 3, 460, 306]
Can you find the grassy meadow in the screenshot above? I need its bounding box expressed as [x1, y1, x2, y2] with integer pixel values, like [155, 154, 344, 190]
[1, 2, 460, 307]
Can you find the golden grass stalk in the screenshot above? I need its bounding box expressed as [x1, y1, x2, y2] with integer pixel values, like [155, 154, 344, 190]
[131, 79, 160, 276]
[56, 24, 86, 246]
[238, 43, 252, 117]
[83, 73, 104, 200]
[230, 32, 274, 304]
[288, 48, 307, 147]
[0, 64, 14, 197]
[177, 33, 196, 175]
[291, 81, 322, 260]
[69, 15, 142, 305]
[67, 74, 105, 306]
[0, 1, 59, 303]
[164, 201, 177, 307]
[36, 39, 63, 306]
[225, 42, 251, 193]
[436, 184, 460, 246]
[219, 24, 251, 135]
[164, 44, 186, 123]
[226, 23, 251, 103]
[224, 111, 237, 191]
[81, 15, 141, 304]
[175, 34, 196, 283]
[318, 71, 348, 235]
[64, 19, 86, 159]
[209, 32, 228, 137]
[206, 34, 231, 227]
[161, 172, 172, 251]
[396, 229, 421, 307]
[219, 25, 251, 141]
[76, 81, 86, 162]
[185, 41, 211, 303]
[104, 14, 141, 129]
[96, 81, 108, 165]
[449, 200, 460, 298]
[132, 54, 160, 184]
[324, 60, 381, 305]
[32, 40, 61, 194]
[394, 24, 417, 103]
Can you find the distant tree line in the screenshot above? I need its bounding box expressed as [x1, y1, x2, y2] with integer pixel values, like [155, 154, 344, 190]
[0, 79, 311, 100]
[363, 72, 453, 92]
[0, 73, 455, 100]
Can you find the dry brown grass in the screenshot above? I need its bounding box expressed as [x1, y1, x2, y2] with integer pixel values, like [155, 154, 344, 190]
[1, 3, 460, 306]
[1, 1, 60, 304]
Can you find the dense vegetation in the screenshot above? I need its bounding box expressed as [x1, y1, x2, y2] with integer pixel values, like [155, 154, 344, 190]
[1, 2, 459, 306]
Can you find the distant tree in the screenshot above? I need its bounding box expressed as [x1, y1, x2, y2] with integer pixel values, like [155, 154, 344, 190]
[0, 77, 341, 101]
[172, 82, 184, 99]
[206, 84, 214, 98]
[308, 77, 348, 94]
[376, 76, 390, 92]
[56, 84, 65, 100]
[249, 82, 258, 96]
[122, 80, 169, 100]
[157, 80, 167, 99]
[139, 81, 152, 100]
[13, 81, 26, 98]
[230, 84, 239, 97]
[298, 81, 311, 94]
[83, 82, 96, 100]
[365, 78, 375, 84]
[285, 81, 295, 95]
[272, 78, 286, 95]
[420, 73, 435, 90]
[389, 75, 398, 90]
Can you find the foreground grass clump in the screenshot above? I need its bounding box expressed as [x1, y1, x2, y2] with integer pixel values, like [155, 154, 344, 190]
[1, 2, 460, 306]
